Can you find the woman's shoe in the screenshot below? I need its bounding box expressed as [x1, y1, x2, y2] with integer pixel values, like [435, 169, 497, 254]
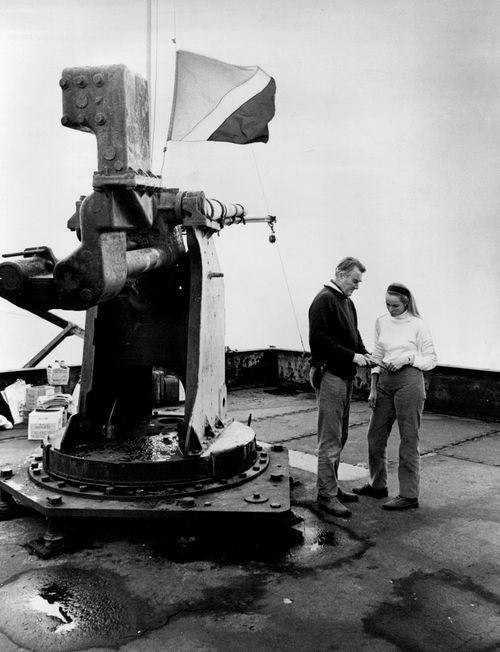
[352, 484, 388, 499]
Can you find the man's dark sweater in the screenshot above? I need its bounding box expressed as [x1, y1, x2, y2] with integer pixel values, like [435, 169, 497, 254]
[308, 283, 368, 380]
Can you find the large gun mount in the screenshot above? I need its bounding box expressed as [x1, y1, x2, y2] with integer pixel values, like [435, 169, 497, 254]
[0, 65, 290, 550]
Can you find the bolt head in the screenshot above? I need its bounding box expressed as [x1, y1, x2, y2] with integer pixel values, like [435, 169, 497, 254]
[46, 495, 63, 506]
[75, 92, 88, 109]
[75, 75, 87, 88]
[79, 288, 93, 302]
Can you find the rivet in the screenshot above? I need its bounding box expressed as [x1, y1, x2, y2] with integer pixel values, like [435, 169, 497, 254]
[81, 249, 92, 261]
[75, 93, 88, 109]
[59, 77, 69, 89]
[103, 146, 116, 161]
[113, 160, 124, 171]
[93, 73, 104, 87]
[75, 75, 87, 88]
[61, 115, 70, 126]
[77, 114, 86, 125]
[95, 112, 106, 125]
[80, 288, 93, 302]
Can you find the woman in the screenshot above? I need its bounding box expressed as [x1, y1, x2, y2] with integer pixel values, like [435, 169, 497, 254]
[353, 283, 437, 510]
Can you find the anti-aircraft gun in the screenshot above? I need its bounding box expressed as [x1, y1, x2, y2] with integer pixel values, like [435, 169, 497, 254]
[0, 65, 291, 553]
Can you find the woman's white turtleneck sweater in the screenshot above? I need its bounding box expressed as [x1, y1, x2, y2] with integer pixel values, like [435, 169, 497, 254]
[372, 311, 437, 372]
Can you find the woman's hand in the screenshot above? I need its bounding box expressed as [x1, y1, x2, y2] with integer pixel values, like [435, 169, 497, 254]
[368, 389, 377, 409]
[386, 354, 414, 372]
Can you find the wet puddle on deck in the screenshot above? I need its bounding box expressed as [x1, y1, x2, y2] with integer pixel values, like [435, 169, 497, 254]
[364, 568, 500, 651]
[147, 506, 368, 568]
[0, 566, 147, 651]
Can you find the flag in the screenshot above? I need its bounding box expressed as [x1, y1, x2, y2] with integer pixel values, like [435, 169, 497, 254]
[167, 50, 276, 144]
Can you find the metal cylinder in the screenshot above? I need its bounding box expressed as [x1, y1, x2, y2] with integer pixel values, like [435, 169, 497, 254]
[0, 257, 53, 292]
[125, 246, 181, 278]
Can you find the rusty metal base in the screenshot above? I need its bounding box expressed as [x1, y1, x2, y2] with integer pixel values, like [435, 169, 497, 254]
[0, 444, 292, 523]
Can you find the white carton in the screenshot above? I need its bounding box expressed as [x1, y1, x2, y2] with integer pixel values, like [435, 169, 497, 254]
[28, 409, 64, 440]
[25, 385, 55, 411]
[47, 362, 69, 386]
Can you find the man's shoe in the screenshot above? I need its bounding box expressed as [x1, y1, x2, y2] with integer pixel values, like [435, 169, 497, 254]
[317, 496, 352, 518]
[337, 488, 359, 503]
[382, 496, 419, 511]
[352, 484, 388, 499]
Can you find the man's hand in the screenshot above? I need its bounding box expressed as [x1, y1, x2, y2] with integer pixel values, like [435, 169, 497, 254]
[368, 389, 377, 409]
[353, 353, 371, 367]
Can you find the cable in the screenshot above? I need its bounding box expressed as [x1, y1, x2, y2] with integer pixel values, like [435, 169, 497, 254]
[158, 0, 178, 177]
[275, 241, 307, 354]
[150, 0, 159, 155]
[250, 145, 306, 354]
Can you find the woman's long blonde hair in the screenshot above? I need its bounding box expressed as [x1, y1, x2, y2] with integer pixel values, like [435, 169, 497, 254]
[386, 283, 421, 317]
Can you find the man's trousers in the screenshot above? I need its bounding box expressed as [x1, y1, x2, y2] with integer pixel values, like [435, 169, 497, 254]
[316, 370, 353, 499]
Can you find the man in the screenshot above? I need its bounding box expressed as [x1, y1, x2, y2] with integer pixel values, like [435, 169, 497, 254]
[308, 257, 373, 517]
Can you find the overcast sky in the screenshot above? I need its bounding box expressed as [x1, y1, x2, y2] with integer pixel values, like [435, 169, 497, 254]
[1, 0, 500, 371]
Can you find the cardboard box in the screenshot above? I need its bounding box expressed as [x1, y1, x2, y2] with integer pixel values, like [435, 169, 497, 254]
[47, 365, 69, 386]
[28, 409, 64, 440]
[25, 385, 55, 411]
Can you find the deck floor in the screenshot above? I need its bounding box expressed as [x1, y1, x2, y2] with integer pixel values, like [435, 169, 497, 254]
[0, 386, 499, 651]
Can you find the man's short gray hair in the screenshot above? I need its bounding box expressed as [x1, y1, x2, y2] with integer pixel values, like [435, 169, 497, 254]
[335, 257, 366, 275]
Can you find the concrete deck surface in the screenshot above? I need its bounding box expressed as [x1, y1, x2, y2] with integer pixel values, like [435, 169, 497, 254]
[0, 387, 499, 651]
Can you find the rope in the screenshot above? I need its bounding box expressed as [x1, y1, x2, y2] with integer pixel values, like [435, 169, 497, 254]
[150, 0, 160, 155]
[250, 145, 306, 354]
[275, 241, 307, 354]
[172, 0, 177, 44]
[158, 0, 178, 177]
